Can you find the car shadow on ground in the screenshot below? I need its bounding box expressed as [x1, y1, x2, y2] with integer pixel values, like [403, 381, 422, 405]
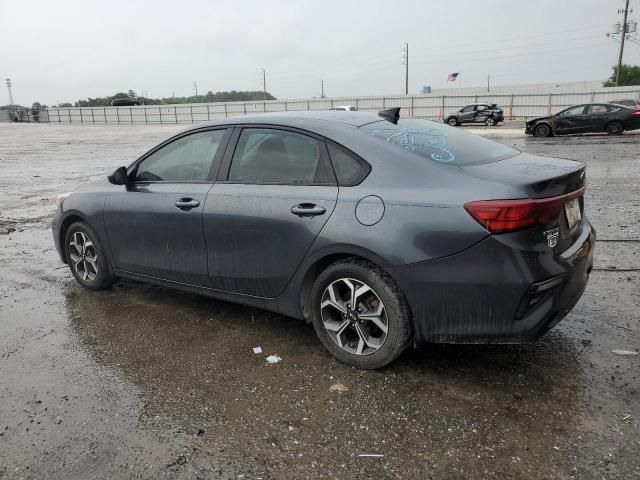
[61, 271, 588, 477]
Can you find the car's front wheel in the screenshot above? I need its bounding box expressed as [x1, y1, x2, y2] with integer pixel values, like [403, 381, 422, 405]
[65, 222, 115, 290]
[446, 116, 459, 126]
[533, 123, 552, 137]
[310, 259, 413, 369]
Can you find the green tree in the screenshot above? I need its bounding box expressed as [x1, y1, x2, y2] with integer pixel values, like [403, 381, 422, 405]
[603, 64, 640, 87]
[68, 90, 276, 107]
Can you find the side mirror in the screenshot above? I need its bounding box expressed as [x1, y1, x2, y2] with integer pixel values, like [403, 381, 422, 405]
[108, 166, 129, 185]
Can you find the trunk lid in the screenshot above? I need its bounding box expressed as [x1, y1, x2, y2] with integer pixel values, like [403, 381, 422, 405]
[461, 152, 585, 198]
[462, 152, 587, 252]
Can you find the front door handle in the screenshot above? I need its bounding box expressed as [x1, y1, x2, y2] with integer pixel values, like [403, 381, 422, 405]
[175, 198, 200, 210]
[291, 203, 326, 217]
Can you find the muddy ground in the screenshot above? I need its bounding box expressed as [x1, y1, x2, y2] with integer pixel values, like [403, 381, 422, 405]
[0, 123, 638, 480]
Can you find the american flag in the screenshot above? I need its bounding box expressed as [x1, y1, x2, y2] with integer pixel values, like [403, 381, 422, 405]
[447, 72, 459, 82]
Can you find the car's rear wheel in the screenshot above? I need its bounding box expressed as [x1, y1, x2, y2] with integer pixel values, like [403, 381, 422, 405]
[310, 259, 413, 369]
[606, 121, 624, 135]
[485, 117, 496, 126]
[447, 116, 459, 126]
[65, 222, 115, 290]
[533, 123, 551, 137]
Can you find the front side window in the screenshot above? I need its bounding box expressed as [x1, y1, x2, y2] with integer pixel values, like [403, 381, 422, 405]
[557, 105, 586, 117]
[228, 128, 333, 184]
[461, 105, 475, 113]
[135, 130, 225, 181]
[363, 118, 519, 166]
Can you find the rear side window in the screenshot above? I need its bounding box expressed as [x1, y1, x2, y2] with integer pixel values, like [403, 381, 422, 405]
[362, 119, 518, 166]
[228, 128, 334, 184]
[327, 144, 370, 186]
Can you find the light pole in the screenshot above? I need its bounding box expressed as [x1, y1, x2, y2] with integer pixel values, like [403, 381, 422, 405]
[616, 0, 631, 86]
[5, 78, 14, 105]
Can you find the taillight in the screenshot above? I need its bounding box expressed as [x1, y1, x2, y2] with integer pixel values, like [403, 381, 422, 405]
[631, 109, 640, 116]
[464, 186, 586, 234]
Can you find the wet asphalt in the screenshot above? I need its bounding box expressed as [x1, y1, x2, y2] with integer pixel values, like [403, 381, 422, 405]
[0, 123, 638, 479]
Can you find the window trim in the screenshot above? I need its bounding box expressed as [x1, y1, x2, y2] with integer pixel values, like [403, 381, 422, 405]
[216, 124, 338, 186]
[127, 126, 232, 184]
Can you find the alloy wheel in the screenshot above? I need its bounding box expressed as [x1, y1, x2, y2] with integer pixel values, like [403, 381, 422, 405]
[68, 231, 98, 282]
[320, 278, 388, 356]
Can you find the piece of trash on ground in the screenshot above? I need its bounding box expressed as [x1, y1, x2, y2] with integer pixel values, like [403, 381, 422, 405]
[622, 414, 631, 421]
[329, 382, 349, 392]
[358, 454, 384, 458]
[252, 346, 262, 354]
[266, 354, 282, 364]
[612, 350, 638, 356]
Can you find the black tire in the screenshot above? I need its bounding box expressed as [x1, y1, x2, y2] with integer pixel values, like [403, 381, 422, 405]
[309, 258, 413, 369]
[64, 221, 115, 290]
[605, 121, 624, 135]
[446, 116, 459, 126]
[484, 116, 496, 126]
[533, 123, 551, 137]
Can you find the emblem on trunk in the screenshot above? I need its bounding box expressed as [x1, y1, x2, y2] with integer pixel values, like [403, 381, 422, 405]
[544, 227, 560, 248]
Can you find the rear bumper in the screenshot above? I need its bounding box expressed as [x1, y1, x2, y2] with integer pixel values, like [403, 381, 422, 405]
[387, 220, 595, 344]
[623, 117, 640, 131]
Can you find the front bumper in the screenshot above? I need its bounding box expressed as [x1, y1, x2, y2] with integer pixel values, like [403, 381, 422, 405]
[52, 208, 66, 264]
[387, 220, 595, 344]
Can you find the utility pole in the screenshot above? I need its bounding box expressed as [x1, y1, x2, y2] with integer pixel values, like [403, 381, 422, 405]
[616, 0, 631, 86]
[193, 81, 198, 97]
[402, 43, 409, 95]
[487, 75, 490, 93]
[321, 79, 325, 98]
[261, 68, 267, 101]
[5, 78, 14, 105]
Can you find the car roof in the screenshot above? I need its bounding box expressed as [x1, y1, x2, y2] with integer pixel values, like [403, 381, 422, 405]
[193, 110, 383, 129]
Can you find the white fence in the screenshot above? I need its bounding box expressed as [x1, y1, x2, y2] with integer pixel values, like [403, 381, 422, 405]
[42, 87, 640, 124]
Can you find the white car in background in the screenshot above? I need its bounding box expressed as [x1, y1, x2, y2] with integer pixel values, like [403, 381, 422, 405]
[329, 105, 358, 111]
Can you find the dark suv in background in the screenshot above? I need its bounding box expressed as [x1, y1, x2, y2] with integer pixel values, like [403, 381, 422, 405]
[445, 103, 504, 126]
[111, 98, 141, 107]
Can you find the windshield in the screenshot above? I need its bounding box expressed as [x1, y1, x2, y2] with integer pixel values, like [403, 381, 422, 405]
[361, 118, 519, 165]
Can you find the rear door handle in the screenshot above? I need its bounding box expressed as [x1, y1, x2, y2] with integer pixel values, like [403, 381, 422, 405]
[175, 198, 200, 210]
[291, 203, 326, 217]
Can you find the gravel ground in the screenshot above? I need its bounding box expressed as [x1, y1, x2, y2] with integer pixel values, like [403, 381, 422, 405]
[0, 123, 638, 480]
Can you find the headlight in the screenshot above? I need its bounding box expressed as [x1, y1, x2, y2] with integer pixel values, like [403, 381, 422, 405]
[56, 192, 73, 208]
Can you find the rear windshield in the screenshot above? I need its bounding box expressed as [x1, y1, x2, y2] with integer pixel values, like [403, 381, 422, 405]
[361, 118, 519, 165]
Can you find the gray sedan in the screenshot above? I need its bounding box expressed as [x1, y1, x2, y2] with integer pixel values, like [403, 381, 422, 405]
[53, 110, 594, 369]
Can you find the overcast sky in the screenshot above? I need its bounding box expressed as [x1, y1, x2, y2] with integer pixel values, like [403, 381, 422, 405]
[2, 0, 639, 106]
